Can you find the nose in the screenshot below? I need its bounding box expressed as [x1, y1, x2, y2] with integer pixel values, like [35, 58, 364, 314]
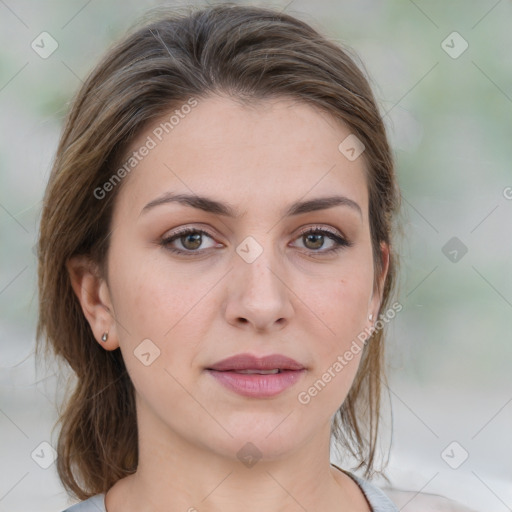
[223, 241, 294, 333]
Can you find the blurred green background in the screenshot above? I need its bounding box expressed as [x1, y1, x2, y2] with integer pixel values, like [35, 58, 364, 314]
[1, 1, 511, 511]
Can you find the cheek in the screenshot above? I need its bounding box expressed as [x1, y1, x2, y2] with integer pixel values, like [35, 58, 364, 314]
[297, 273, 370, 415]
[298, 255, 373, 407]
[109, 255, 200, 402]
[109, 243, 214, 373]
[109, 239, 190, 332]
[309, 263, 373, 346]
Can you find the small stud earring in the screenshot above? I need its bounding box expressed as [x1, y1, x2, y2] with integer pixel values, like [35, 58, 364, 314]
[368, 314, 374, 321]
[101, 331, 109, 342]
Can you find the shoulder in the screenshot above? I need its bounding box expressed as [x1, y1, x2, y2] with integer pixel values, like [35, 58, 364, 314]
[344, 472, 399, 512]
[61, 493, 106, 512]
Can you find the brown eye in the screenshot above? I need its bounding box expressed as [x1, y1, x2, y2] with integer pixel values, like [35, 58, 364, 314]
[161, 228, 218, 255]
[303, 232, 325, 250]
[161, 226, 351, 257]
[293, 227, 352, 254]
[180, 232, 202, 250]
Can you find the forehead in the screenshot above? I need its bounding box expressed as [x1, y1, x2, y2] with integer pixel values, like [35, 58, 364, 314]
[113, 95, 369, 223]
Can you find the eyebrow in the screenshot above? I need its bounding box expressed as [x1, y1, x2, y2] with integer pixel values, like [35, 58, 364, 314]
[140, 192, 362, 219]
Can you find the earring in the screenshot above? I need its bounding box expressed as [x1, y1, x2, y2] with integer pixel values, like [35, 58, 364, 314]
[368, 314, 374, 321]
[101, 331, 109, 342]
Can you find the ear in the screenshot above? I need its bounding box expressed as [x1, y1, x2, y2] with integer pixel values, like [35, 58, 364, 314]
[368, 241, 390, 321]
[66, 255, 119, 351]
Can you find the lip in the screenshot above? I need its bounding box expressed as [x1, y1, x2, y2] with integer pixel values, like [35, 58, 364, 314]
[206, 353, 306, 398]
[207, 353, 305, 372]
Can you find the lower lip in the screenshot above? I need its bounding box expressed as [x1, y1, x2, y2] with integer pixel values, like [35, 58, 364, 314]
[206, 369, 306, 398]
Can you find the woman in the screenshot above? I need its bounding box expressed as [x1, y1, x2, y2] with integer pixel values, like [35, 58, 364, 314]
[36, 4, 401, 511]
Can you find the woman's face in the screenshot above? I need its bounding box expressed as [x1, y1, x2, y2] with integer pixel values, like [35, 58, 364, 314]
[99, 95, 388, 462]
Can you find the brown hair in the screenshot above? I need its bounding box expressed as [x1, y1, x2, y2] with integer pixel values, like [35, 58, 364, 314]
[36, 3, 400, 500]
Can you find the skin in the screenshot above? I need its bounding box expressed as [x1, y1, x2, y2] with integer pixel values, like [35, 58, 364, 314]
[68, 94, 389, 512]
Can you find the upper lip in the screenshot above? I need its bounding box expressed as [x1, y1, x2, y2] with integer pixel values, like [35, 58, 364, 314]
[207, 353, 305, 371]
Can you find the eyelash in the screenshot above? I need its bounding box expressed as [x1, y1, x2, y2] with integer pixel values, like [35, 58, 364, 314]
[160, 225, 352, 256]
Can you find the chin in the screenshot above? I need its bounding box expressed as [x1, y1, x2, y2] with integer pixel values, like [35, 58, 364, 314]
[212, 423, 305, 462]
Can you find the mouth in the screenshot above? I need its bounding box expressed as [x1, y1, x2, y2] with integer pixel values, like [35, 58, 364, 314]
[205, 353, 306, 398]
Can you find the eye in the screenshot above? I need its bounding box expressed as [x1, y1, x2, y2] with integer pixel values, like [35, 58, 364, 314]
[160, 225, 352, 256]
[160, 227, 219, 255]
[292, 226, 352, 254]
